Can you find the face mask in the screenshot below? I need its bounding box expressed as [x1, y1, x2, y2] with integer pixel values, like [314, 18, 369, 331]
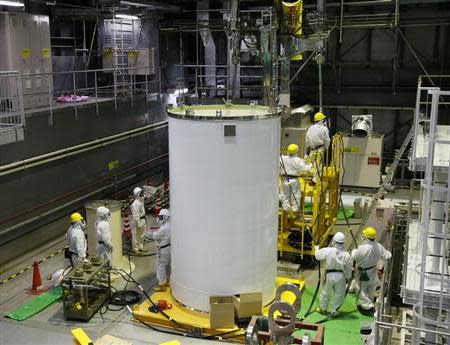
[80, 220, 87, 230]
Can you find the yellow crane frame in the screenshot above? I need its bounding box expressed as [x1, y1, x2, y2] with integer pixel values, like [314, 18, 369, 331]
[278, 133, 343, 260]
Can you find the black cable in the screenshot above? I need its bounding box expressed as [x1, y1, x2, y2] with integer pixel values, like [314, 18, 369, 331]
[124, 251, 157, 257]
[110, 268, 202, 339]
[109, 290, 142, 306]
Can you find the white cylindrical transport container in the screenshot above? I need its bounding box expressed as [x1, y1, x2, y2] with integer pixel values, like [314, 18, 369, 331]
[168, 104, 280, 311]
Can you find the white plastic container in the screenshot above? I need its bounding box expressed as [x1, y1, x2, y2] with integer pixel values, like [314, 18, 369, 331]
[168, 104, 280, 311]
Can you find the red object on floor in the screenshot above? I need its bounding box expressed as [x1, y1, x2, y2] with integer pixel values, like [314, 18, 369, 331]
[157, 299, 172, 310]
[27, 261, 48, 295]
[123, 212, 132, 239]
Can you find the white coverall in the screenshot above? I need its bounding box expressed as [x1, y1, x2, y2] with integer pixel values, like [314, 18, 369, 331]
[66, 223, 87, 268]
[315, 245, 353, 313]
[279, 155, 312, 212]
[95, 219, 113, 262]
[130, 197, 146, 252]
[153, 221, 171, 285]
[352, 240, 392, 310]
[305, 122, 331, 152]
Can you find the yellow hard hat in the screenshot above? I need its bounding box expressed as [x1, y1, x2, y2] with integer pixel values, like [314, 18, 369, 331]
[363, 227, 377, 240]
[314, 112, 326, 122]
[287, 144, 299, 155]
[70, 212, 84, 223]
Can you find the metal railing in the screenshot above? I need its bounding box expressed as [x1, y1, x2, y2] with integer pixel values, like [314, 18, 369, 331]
[18, 66, 159, 125]
[0, 71, 25, 133]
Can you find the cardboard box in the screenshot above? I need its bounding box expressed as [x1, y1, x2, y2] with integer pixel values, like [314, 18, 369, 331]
[233, 292, 263, 319]
[209, 296, 235, 329]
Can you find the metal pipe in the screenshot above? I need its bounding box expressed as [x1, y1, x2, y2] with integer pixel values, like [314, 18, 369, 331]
[0, 121, 168, 177]
[0, 174, 135, 241]
[289, 51, 317, 84]
[0, 153, 168, 226]
[376, 321, 450, 337]
[318, 62, 323, 112]
[86, 19, 99, 68]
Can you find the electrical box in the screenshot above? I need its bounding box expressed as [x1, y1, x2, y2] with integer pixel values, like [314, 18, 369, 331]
[0, 12, 52, 109]
[129, 48, 155, 75]
[281, 127, 307, 156]
[341, 134, 384, 188]
[62, 255, 110, 321]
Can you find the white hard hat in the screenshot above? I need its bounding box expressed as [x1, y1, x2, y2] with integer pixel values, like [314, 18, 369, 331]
[133, 186, 143, 197]
[159, 209, 170, 217]
[96, 206, 110, 218]
[333, 232, 345, 244]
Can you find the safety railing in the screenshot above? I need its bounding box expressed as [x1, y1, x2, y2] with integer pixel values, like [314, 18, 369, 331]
[0, 71, 25, 133]
[18, 66, 159, 125]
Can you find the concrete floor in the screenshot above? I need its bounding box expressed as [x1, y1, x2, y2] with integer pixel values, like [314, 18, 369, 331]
[0, 187, 414, 345]
[0, 227, 227, 345]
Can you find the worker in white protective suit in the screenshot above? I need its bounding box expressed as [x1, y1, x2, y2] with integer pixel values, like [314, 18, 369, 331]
[314, 232, 353, 316]
[130, 186, 147, 254]
[66, 212, 87, 268]
[279, 143, 312, 213]
[95, 206, 113, 263]
[305, 112, 331, 154]
[352, 227, 391, 316]
[151, 208, 171, 292]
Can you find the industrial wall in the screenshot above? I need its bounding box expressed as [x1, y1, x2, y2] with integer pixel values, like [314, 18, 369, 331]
[0, 96, 168, 264]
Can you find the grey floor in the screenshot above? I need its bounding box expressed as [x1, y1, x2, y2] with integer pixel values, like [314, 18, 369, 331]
[0, 227, 226, 345]
[0, 188, 413, 345]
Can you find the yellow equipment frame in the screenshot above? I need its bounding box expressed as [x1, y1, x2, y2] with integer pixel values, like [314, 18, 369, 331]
[278, 133, 343, 259]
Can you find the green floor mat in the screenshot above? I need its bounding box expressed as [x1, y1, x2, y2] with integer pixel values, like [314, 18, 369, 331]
[297, 286, 373, 344]
[337, 208, 354, 220]
[6, 286, 63, 321]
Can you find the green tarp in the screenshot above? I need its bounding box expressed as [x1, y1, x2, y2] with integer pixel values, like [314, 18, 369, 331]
[297, 286, 374, 344]
[6, 286, 63, 321]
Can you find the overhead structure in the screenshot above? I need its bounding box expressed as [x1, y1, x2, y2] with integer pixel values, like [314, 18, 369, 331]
[168, 104, 281, 312]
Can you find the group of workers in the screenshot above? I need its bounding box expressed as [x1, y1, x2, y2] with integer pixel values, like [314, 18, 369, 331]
[65, 109, 388, 316]
[315, 227, 392, 317]
[280, 111, 330, 213]
[65, 186, 171, 292]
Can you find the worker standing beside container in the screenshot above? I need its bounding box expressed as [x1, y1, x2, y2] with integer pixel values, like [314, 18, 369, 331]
[305, 112, 330, 154]
[280, 143, 312, 213]
[66, 212, 87, 268]
[130, 186, 147, 254]
[95, 206, 113, 262]
[152, 208, 171, 292]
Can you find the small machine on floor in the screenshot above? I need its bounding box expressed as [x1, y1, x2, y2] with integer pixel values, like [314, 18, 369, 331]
[62, 255, 110, 321]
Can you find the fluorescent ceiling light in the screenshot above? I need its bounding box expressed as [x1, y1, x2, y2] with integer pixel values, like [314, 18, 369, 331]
[115, 13, 139, 20]
[0, 0, 24, 7]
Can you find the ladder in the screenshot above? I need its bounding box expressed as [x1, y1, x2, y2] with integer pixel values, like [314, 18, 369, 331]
[357, 125, 414, 236]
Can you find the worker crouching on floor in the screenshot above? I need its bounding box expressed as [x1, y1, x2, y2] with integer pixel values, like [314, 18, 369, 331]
[279, 143, 312, 213]
[352, 227, 392, 316]
[66, 212, 87, 268]
[151, 208, 171, 292]
[314, 232, 352, 317]
[130, 186, 147, 254]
